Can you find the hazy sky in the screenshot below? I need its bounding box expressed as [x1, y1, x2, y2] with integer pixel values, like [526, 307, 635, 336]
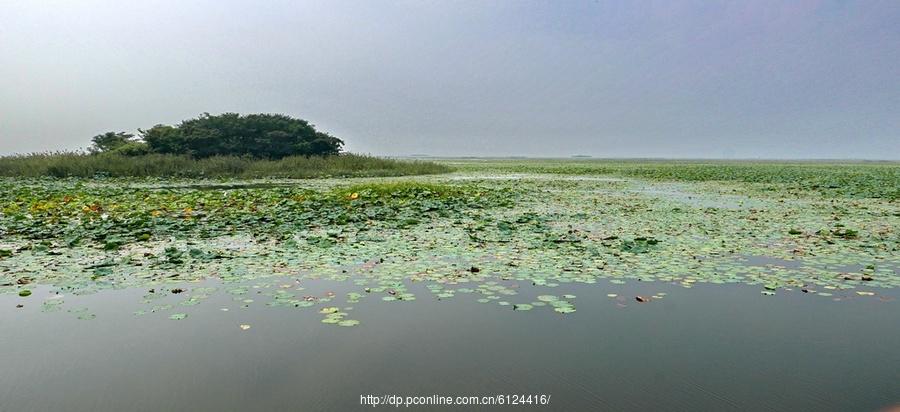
[1, 0, 898, 158]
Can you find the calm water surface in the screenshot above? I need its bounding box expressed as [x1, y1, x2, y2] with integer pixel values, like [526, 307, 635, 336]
[1, 280, 898, 411]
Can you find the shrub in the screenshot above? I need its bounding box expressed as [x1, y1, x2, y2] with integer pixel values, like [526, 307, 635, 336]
[109, 142, 151, 157]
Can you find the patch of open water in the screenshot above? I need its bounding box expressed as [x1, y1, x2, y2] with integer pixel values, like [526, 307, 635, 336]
[1, 279, 897, 411]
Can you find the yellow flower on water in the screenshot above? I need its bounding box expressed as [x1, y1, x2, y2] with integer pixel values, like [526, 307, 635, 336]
[349, 192, 359, 200]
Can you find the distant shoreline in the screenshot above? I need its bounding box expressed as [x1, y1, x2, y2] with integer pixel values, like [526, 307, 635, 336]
[393, 156, 900, 163]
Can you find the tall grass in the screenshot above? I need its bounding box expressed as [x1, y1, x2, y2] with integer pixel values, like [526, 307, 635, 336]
[0, 152, 451, 178]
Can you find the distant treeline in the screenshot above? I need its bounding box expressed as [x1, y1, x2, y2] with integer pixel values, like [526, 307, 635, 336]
[91, 112, 343, 158]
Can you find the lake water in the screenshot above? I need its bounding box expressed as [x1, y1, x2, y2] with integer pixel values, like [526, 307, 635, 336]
[2, 172, 898, 411]
[2, 279, 898, 411]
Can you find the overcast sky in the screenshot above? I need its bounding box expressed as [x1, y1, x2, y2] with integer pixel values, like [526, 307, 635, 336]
[1, 0, 898, 158]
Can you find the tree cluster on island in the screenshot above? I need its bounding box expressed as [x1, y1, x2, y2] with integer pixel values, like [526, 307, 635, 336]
[91, 113, 344, 158]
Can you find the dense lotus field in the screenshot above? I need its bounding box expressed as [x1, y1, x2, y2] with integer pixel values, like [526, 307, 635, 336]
[1, 161, 898, 325]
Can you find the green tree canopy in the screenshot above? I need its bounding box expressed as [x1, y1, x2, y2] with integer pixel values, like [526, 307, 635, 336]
[91, 131, 135, 153]
[139, 113, 343, 158]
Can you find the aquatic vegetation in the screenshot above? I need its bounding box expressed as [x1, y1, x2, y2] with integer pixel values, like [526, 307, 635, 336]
[0, 153, 450, 179]
[1, 160, 898, 325]
[0, 180, 509, 250]
[446, 159, 900, 199]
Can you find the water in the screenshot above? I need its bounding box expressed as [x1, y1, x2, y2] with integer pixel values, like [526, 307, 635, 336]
[628, 182, 774, 209]
[1, 280, 898, 411]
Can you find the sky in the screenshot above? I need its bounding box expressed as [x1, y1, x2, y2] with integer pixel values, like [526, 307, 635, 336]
[1, 0, 898, 159]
